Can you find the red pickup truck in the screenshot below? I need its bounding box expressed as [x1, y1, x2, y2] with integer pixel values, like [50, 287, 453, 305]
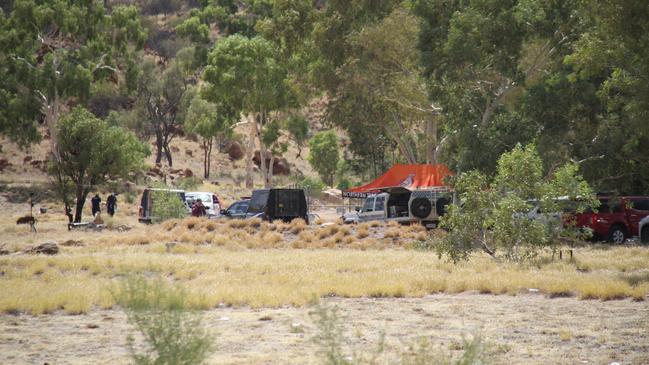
[574, 196, 649, 244]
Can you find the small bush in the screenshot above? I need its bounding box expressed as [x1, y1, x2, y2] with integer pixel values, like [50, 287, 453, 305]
[114, 276, 214, 365]
[152, 189, 188, 223]
[311, 300, 488, 365]
[297, 176, 326, 197]
[311, 301, 352, 365]
[439, 144, 597, 263]
[175, 176, 203, 191]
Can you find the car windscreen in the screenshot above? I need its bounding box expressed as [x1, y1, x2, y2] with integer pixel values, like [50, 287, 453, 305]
[229, 201, 249, 213]
[247, 190, 269, 214]
[186, 193, 211, 205]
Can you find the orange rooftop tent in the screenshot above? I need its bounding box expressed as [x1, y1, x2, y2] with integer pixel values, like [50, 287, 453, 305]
[342, 164, 453, 198]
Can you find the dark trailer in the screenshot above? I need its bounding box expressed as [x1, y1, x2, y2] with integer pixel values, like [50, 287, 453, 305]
[247, 188, 308, 223]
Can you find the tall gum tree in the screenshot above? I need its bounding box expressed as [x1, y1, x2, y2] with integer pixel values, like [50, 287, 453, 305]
[0, 1, 146, 156]
[203, 35, 292, 188]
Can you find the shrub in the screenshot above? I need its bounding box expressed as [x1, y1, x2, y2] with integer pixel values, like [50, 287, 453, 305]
[308, 130, 340, 186]
[439, 144, 597, 263]
[175, 176, 203, 191]
[114, 276, 214, 365]
[296, 176, 326, 197]
[310, 300, 488, 365]
[152, 189, 188, 223]
[311, 301, 352, 365]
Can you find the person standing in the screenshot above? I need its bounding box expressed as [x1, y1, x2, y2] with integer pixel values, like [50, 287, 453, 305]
[91, 194, 102, 217]
[191, 199, 207, 217]
[107, 193, 117, 217]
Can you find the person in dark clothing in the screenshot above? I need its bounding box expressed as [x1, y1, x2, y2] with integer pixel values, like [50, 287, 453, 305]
[191, 199, 207, 217]
[107, 193, 117, 217]
[91, 194, 101, 217]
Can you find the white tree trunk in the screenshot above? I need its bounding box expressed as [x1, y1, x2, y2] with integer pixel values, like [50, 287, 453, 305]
[245, 113, 255, 189]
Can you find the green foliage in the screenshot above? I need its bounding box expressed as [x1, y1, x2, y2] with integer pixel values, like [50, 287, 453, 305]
[184, 90, 235, 178]
[308, 131, 340, 186]
[203, 35, 291, 115]
[295, 176, 325, 197]
[285, 114, 309, 156]
[151, 189, 188, 223]
[310, 300, 488, 365]
[0, 1, 146, 145]
[438, 144, 597, 263]
[134, 57, 190, 166]
[51, 106, 149, 222]
[175, 176, 203, 191]
[114, 276, 214, 365]
[311, 301, 351, 365]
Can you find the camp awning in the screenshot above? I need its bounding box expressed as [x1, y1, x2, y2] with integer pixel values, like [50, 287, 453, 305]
[343, 164, 453, 198]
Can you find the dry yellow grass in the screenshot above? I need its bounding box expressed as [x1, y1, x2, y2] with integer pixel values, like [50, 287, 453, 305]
[1, 244, 648, 315]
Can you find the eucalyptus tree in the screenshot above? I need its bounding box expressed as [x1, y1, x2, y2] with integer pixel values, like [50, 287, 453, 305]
[135, 58, 190, 167]
[413, 0, 580, 173]
[184, 90, 235, 179]
[52, 107, 149, 222]
[0, 1, 146, 156]
[203, 35, 292, 188]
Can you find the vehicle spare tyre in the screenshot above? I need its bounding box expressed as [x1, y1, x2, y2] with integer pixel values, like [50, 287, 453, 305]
[410, 197, 432, 219]
[436, 197, 450, 217]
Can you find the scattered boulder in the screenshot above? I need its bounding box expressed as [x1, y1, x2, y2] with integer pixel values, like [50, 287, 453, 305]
[228, 141, 244, 160]
[170, 146, 180, 153]
[61, 239, 84, 247]
[274, 158, 291, 175]
[29, 159, 48, 171]
[147, 166, 164, 177]
[23, 155, 33, 164]
[27, 242, 59, 255]
[252, 151, 291, 175]
[0, 158, 12, 172]
[184, 168, 194, 177]
[185, 149, 193, 157]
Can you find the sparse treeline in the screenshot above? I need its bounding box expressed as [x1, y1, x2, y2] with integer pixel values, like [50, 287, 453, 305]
[1, 0, 648, 195]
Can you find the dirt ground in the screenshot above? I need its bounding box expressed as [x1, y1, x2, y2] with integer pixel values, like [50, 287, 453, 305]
[1, 293, 647, 365]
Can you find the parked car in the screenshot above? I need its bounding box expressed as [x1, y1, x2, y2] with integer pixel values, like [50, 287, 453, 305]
[342, 210, 360, 224]
[221, 199, 250, 219]
[185, 192, 221, 218]
[138, 188, 187, 223]
[574, 196, 649, 244]
[639, 216, 649, 244]
[246, 188, 308, 223]
[356, 187, 452, 228]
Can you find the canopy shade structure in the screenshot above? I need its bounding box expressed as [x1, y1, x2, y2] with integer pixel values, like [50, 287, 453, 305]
[343, 164, 453, 198]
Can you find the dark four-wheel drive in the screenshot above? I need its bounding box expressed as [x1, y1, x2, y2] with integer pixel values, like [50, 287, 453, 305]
[246, 188, 308, 223]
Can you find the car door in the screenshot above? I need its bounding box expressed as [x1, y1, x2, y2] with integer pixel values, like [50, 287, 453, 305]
[358, 196, 376, 222]
[627, 198, 649, 236]
[372, 195, 386, 221]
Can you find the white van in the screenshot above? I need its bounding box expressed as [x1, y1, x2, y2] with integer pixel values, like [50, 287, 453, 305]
[185, 192, 221, 218]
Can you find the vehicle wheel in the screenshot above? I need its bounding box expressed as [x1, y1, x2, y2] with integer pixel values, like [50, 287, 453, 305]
[641, 227, 649, 245]
[410, 198, 432, 219]
[608, 225, 626, 244]
[436, 197, 450, 216]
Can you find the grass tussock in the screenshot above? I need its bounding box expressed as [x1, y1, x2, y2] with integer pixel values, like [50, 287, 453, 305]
[2, 246, 647, 314]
